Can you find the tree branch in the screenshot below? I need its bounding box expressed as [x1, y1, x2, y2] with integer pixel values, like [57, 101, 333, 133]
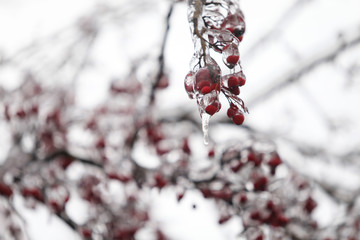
[149, 1, 175, 104]
[248, 29, 360, 107]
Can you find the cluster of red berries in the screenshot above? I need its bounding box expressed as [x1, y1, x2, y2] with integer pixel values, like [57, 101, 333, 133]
[186, 0, 247, 131]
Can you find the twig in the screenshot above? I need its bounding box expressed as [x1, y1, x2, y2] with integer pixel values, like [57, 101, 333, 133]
[41, 150, 103, 168]
[149, 1, 175, 104]
[248, 30, 360, 107]
[243, 0, 311, 62]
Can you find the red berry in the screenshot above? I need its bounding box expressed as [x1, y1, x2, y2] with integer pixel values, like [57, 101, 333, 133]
[146, 126, 164, 143]
[268, 155, 282, 175]
[277, 214, 290, 226]
[250, 210, 261, 220]
[195, 68, 212, 91]
[49, 200, 63, 213]
[154, 173, 167, 189]
[30, 105, 38, 115]
[226, 55, 239, 65]
[233, 114, 244, 125]
[0, 182, 13, 197]
[81, 228, 92, 238]
[227, 105, 238, 118]
[208, 149, 215, 158]
[195, 68, 211, 82]
[177, 192, 185, 202]
[205, 105, 218, 116]
[304, 197, 317, 214]
[239, 194, 247, 204]
[228, 76, 240, 88]
[253, 176, 268, 191]
[230, 161, 243, 172]
[266, 200, 275, 210]
[21, 187, 44, 202]
[16, 109, 26, 119]
[201, 86, 211, 94]
[212, 101, 221, 111]
[248, 152, 262, 166]
[96, 138, 105, 149]
[196, 81, 210, 92]
[58, 157, 74, 170]
[182, 138, 191, 155]
[238, 77, 246, 86]
[268, 155, 282, 167]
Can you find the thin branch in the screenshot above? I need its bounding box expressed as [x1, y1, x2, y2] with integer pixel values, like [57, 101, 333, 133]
[248, 29, 360, 107]
[71, 30, 98, 86]
[243, 0, 311, 62]
[149, 1, 175, 104]
[55, 212, 78, 231]
[41, 150, 103, 168]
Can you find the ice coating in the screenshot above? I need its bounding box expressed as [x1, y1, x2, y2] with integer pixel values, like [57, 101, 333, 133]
[184, 71, 195, 99]
[222, 43, 240, 69]
[201, 112, 210, 145]
[186, 0, 247, 145]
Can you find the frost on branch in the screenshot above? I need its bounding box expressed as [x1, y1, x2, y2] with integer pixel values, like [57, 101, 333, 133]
[185, 0, 248, 144]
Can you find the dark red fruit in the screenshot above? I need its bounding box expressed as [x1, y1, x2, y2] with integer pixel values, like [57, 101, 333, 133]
[304, 197, 317, 213]
[0, 182, 13, 197]
[208, 149, 215, 158]
[154, 173, 167, 189]
[233, 114, 244, 125]
[253, 176, 268, 191]
[238, 77, 246, 86]
[201, 86, 211, 94]
[226, 55, 239, 65]
[228, 76, 240, 88]
[182, 138, 191, 155]
[205, 102, 220, 116]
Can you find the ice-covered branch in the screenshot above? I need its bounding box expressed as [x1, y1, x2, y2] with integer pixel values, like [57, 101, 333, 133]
[248, 28, 360, 107]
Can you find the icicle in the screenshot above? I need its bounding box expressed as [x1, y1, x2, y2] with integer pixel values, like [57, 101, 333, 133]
[201, 112, 210, 145]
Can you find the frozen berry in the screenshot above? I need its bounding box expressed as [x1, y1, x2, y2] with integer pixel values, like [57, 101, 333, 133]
[226, 55, 239, 65]
[233, 114, 244, 125]
[205, 105, 218, 116]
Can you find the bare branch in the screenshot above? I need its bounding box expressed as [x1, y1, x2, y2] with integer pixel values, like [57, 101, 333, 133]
[248, 29, 360, 107]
